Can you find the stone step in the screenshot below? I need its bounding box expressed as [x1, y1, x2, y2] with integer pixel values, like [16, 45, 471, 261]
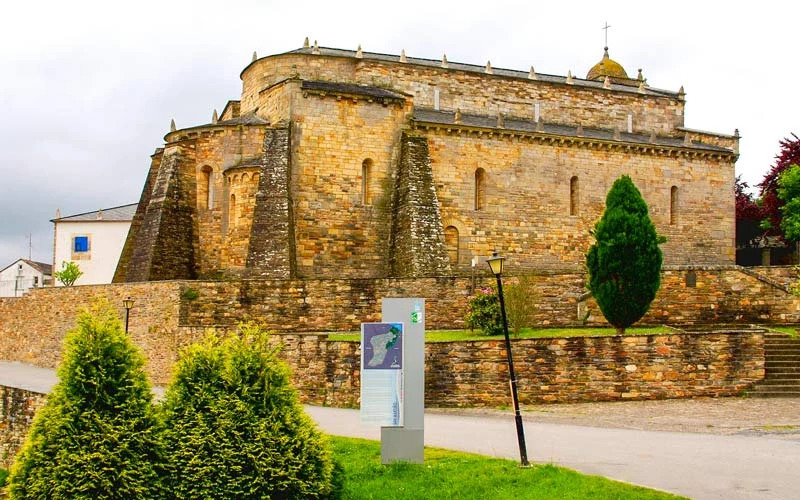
[765, 354, 800, 361]
[761, 378, 800, 385]
[749, 391, 800, 398]
[751, 384, 800, 393]
[765, 351, 800, 357]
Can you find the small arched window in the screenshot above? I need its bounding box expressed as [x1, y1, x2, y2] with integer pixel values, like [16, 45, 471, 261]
[362, 159, 373, 205]
[200, 166, 213, 209]
[444, 226, 459, 265]
[570, 176, 579, 216]
[474, 168, 486, 210]
[229, 194, 237, 229]
[670, 186, 678, 225]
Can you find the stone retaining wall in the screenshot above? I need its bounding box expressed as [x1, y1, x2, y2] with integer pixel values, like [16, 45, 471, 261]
[0, 267, 795, 387]
[1, 386, 46, 470]
[277, 331, 765, 408]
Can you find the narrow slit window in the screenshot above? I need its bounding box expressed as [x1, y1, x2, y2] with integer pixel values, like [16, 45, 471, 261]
[475, 168, 486, 210]
[670, 186, 678, 225]
[570, 176, 579, 216]
[445, 226, 459, 265]
[229, 194, 237, 229]
[362, 158, 373, 205]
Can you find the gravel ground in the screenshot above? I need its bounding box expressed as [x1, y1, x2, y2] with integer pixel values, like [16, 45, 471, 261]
[431, 397, 800, 439]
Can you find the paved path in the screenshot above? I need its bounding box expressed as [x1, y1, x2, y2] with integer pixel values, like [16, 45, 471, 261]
[307, 405, 800, 500]
[3, 361, 799, 500]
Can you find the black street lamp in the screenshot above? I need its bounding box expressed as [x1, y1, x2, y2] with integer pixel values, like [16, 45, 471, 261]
[487, 251, 529, 466]
[123, 296, 135, 333]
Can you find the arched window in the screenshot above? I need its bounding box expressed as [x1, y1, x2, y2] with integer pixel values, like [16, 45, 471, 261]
[670, 186, 678, 225]
[570, 176, 579, 216]
[362, 158, 373, 205]
[444, 226, 459, 265]
[229, 194, 237, 229]
[200, 166, 213, 209]
[474, 168, 486, 210]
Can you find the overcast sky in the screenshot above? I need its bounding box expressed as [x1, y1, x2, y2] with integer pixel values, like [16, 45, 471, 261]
[1, 0, 797, 267]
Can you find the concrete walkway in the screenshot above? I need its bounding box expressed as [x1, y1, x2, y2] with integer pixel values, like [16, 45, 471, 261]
[3, 361, 799, 500]
[307, 405, 799, 500]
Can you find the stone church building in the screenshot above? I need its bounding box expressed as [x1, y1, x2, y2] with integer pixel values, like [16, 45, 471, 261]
[114, 41, 739, 283]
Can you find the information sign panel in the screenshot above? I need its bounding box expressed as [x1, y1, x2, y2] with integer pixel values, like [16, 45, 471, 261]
[360, 322, 404, 427]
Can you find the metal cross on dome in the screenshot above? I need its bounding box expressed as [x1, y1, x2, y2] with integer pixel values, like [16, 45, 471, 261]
[603, 21, 611, 47]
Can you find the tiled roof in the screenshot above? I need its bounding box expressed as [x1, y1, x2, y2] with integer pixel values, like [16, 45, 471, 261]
[301, 80, 407, 101]
[21, 259, 52, 276]
[52, 203, 138, 222]
[412, 108, 733, 153]
[283, 47, 679, 98]
[0, 259, 52, 276]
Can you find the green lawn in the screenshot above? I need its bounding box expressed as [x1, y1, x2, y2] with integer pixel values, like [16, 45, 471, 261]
[331, 436, 685, 500]
[765, 325, 800, 338]
[327, 326, 674, 342]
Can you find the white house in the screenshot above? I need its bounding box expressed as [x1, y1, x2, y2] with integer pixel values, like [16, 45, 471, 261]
[0, 259, 52, 297]
[52, 203, 137, 286]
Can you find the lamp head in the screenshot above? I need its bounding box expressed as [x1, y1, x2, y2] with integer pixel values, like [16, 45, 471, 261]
[487, 251, 505, 276]
[123, 297, 135, 310]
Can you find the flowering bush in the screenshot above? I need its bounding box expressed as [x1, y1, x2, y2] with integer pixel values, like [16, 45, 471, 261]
[465, 287, 503, 336]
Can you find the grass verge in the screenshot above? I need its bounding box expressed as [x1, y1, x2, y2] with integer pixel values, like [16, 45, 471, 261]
[328, 326, 674, 342]
[331, 436, 685, 500]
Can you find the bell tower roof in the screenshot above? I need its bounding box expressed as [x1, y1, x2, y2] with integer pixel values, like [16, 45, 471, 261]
[586, 47, 629, 81]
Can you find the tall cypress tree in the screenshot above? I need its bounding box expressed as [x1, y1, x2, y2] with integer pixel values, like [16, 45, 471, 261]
[586, 175, 665, 334]
[9, 301, 163, 499]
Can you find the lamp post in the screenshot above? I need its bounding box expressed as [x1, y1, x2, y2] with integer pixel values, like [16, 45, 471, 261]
[487, 251, 529, 466]
[123, 296, 134, 333]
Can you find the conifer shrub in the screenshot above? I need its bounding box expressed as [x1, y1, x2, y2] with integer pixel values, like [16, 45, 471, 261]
[465, 287, 503, 335]
[9, 301, 163, 499]
[159, 324, 338, 499]
[586, 175, 665, 335]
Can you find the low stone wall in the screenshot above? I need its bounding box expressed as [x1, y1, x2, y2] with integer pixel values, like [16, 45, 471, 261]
[0, 267, 795, 387]
[1, 385, 46, 470]
[278, 330, 765, 407]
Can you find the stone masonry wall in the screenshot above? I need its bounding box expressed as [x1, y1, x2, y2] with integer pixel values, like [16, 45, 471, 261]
[1, 386, 46, 470]
[241, 53, 692, 137]
[245, 127, 294, 278]
[389, 132, 450, 276]
[125, 145, 198, 281]
[1, 268, 796, 386]
[272, 330, 764, 408]
[113, 151, 161, 282]
[290, 89, 410, 278]
[428, 128, 735, 271]
[0, 282, 182, 381]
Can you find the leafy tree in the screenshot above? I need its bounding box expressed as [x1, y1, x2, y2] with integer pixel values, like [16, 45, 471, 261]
[586, 176, 665, 335]
[504, 275, 539, 336]
[54, 260, 83, 286]
[777, 164, 800, 242]
[159, 324, 338, 499]
[758, 133, 800, 238]
[735, 175, 764, 247]
[465, 287, 503, 335]
[9, 301, 163, 499]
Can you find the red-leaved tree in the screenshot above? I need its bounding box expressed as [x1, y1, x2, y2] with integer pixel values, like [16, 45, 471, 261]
[758, 133, 800, 239]
[735, 175, 763, 247]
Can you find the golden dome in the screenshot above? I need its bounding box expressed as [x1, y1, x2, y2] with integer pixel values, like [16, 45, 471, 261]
[586, 47, 629, 81]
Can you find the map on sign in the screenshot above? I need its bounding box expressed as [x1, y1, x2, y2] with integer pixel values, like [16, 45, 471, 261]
[361, 322, 404, 427]
[363, 323, 403, 370]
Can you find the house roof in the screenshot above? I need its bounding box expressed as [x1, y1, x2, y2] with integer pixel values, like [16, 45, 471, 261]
[51, 203, 138, 223]
[0, 258, 52, 276]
